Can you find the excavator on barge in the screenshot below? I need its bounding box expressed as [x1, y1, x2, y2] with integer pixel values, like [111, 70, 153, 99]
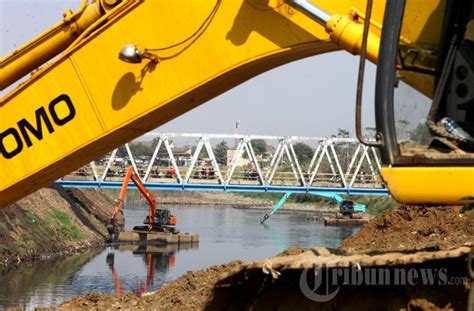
[107, 166, 178, 242]
[1, 0, 473, 308]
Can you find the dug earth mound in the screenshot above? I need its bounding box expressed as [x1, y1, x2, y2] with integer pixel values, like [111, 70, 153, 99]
[51, 205, 473, 310]
[0, 185, 120, 268]
[339, 205, 473, 253]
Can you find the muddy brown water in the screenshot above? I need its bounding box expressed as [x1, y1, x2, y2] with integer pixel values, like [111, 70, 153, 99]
[0, 202, 358, 310]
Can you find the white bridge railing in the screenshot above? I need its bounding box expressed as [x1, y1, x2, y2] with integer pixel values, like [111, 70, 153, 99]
[62, 133, 385, 191]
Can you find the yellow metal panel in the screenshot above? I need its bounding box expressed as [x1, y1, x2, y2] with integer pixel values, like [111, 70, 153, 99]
[400, 0, 445, 46]
[0, 59, 104, 188]
[381, 167, 474, 205]
[72, 0, 330, 131]
[0, 1, 102, 90]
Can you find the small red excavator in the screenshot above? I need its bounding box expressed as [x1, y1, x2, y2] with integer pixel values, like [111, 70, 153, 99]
[107, 166, 177, 241]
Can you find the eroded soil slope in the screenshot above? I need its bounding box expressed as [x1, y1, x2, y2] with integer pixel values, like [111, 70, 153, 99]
[0, 185, 119, 268]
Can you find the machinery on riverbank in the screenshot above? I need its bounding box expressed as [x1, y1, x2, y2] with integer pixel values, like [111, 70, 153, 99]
[107, 166, 178, 242]
[328, 195, 366, 217]
[260, 192, 368, 226]
[323, 194, 370, 226]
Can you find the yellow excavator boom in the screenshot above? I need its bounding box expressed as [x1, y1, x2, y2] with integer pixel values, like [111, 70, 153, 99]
[0, 0, 388, 208]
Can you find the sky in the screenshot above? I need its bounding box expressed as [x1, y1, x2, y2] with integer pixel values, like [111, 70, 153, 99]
[0, 0, 377, 140]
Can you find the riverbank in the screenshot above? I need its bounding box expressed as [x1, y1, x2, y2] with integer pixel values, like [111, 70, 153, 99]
[151, 190, 395, 216]
[0, 185, 120, 269]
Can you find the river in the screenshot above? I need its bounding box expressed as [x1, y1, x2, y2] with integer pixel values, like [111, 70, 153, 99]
[0, 202, 358, 310]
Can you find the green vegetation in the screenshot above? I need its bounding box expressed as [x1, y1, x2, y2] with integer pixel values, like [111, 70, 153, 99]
[251, 139, 267, 156]
[25, 211, 43, 226]
[292, 142, 313, 164]
[17, 237, 37, 255]
[332, 128, 350, 138]
[13, 217, 24, 229]
[349, 195, 398, 216]
[129, 142, 154, 157]
[23, 211, 56, 243]
[45, 209, 85, 241]
[214, 141, 229, 164]
[0, 223, 9, 237]
[0, 244, 7, 253]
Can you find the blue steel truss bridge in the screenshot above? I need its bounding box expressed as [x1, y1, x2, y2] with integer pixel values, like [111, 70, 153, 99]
[57, 133, 389, 196]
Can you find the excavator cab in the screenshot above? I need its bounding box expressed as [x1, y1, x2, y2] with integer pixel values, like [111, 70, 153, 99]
[371, 0, 474, 204]
[152, 209, 176, 226]
[340, 200, 354, 217]
[136, 209, 178, 234]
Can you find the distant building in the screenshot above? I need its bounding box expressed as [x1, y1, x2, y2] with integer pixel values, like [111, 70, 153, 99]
[149, 146, 192, 167]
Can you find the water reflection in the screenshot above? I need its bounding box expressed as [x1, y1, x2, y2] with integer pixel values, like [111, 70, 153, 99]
[0, 249, 102, 309]
[106, 243, 198, 297]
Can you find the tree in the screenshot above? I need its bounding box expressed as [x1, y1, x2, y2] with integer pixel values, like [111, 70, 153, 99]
[151, 137, 161, 149]
[129, 142, 154, 157]
[116, 145, 128, 157]
[213, 141, 229, 164]
[330, 128, 352, 171]
[191, 145, 208, 158]
[251, 139, 267, 156]
[332, 128, 350, 138]
[292, 142, 313, 164]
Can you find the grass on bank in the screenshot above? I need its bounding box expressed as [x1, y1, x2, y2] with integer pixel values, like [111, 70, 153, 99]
[45, 209, 85, 241]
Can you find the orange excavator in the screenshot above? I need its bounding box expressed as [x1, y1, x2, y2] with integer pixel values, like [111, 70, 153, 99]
[107, 166, 177, 241]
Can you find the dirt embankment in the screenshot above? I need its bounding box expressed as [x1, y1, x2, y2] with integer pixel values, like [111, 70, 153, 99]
[340, 205, 473, 253]
[51, 204, 473, 310]
[0, 185, 119, 269]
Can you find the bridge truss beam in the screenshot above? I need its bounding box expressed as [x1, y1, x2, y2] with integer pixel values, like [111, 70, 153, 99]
[58, 133, 388, 196]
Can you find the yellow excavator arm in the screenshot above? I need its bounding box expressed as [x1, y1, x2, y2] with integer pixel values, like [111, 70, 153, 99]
[2, 0, 472, 207]
[0, 0, 386, 208]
